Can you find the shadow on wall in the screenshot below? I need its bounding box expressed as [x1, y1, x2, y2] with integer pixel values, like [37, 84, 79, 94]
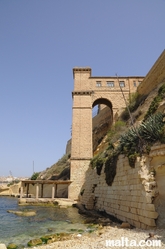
[79, 149, 165, 229]
[152, 155, 165, 228]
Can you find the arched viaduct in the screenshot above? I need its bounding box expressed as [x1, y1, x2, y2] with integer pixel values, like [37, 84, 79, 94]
[69, 67, 144, 200]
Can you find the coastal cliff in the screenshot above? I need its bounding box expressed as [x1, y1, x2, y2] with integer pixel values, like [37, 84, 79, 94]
[0, 182, 21, 197]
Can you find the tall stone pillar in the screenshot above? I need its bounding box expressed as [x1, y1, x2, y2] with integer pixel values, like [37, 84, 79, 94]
[69, 68, 93, 200]
[26, 183, 29, 197]
[36, 183, 39, 199]
[20, 182, 23, 198]
[52, 184, 55, 199]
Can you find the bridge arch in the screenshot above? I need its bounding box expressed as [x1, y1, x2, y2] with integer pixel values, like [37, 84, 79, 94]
[69, 67, 144, 200]
[92, 97, 113, 109]
[92, 97, 113, 153]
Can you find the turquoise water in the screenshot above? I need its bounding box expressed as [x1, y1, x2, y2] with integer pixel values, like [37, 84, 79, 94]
[0, 197, 88, 247]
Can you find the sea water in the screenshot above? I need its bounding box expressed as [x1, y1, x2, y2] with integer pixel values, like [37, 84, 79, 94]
[0, 197, 88, 247]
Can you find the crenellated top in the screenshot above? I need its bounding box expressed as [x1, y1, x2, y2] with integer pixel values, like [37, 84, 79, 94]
[73, 67, 92, 79]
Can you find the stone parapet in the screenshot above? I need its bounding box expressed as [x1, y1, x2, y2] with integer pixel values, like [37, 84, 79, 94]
[138, 50, 165, 96]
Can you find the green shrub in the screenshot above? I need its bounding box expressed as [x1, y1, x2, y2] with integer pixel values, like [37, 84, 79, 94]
[120, 93, 145, 121]
[129, 92, 140, 112]
[30, 172, 40, 180]
[144, 96, 161, 120]
[120, 108, 130, 121]
[91, 112, 165, 185]
[144, 144, 152, 154]
[119, 127, 139, 155]
[104, 152, 118, 186]
[119, 112, 165, 166]
[128, 154, 137, 168]
[57, 154, 70, 166]
[106, 120, 126, 143]
[90, 154, 105, 175]
[107, 142, 114, 150]
[90, 154, 100, 169]
[144, 83, 165, 120]
[96, 158, 105, 175]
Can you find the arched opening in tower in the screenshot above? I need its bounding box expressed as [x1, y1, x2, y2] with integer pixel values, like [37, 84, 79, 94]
[92, 98, 113, 153]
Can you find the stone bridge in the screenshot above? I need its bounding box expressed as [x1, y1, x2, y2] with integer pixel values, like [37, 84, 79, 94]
[69, 67, 144, 200]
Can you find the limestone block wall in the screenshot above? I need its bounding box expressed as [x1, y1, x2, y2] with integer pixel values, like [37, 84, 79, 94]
[150, 144, 165, 228]
[69, 159, 90, 200]
[73, 67, 144, 94]
[80, 145, 165, 229]
[138, 50, 165, 97]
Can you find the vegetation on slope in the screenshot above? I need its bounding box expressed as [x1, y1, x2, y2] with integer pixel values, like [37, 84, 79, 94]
[31, 172, 40, 180]
[120, 92, 146, 121]
[36, 153, 70, 180]
[144, 83, 165, 120]
[91, 83, 165, 186]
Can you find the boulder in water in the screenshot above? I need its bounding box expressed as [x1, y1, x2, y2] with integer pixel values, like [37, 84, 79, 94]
[7, 209, 36, 216]
[7, 244, 17, 249]
[27, 238, 42, 247]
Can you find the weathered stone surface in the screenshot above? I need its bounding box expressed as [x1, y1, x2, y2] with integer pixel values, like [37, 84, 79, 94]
[27, 238, 42, 247]
[0, 183, 21, 197]
[7, 209, 36, 216]
[120, 222, 131, 229]
[0, 244, 7, 249]
[79, 146, 165, 230]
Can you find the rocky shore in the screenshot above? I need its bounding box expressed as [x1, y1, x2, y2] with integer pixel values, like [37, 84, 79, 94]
[1, 214, 165, 249]
[1, 198, 165, 249]
[24, 225, 165, 249]
[0, 182, 21, 197]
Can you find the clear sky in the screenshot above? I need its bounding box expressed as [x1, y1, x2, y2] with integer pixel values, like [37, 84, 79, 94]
[0, 0, 165, 177]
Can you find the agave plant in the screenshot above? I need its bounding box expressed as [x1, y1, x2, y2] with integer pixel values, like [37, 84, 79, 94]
[118, 112, 165, 161]
[93, 111, 165, 179]
[119, 126, 139, 154]
[139, 112, 165, 142]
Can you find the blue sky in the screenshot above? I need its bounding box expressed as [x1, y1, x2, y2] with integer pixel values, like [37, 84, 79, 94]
[0, 0, 165, 177]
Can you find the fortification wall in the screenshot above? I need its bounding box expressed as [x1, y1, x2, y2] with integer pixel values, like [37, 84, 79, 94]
[80, 144, 165, 229]
[138, 50, 165, 96]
